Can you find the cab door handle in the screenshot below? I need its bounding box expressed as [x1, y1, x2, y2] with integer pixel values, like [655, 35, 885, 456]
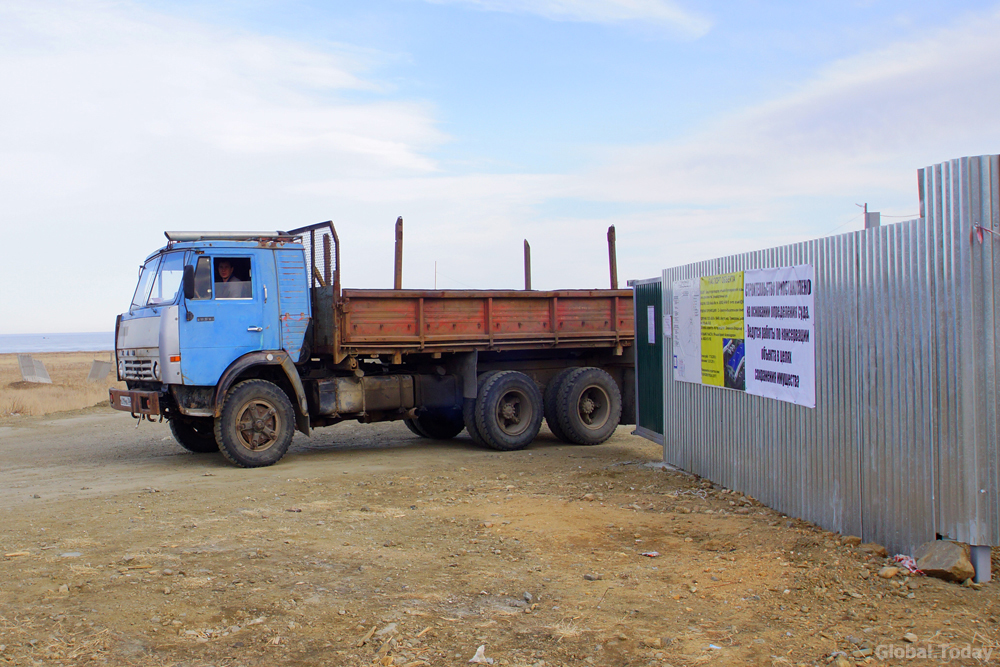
[248, 326, 263, 332]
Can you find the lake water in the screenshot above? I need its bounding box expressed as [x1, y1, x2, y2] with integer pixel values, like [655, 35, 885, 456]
[0, 333, 115, 354]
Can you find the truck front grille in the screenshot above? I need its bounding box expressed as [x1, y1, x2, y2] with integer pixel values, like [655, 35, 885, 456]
[123, 359, 155, 380]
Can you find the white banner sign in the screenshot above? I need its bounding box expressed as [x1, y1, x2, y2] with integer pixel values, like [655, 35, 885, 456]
[743, 265, 816, 408]
[671, 279, 701, 383]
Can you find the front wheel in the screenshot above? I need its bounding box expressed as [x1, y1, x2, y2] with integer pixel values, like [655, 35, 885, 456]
[169, 417, 219, 453]
[215, 379, 296, 467]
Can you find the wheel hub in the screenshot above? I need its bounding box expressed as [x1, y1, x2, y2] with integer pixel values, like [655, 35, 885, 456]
[237, 401, 279, 451]
[578, 386, 610, 428]
[494, 388, 534, 438]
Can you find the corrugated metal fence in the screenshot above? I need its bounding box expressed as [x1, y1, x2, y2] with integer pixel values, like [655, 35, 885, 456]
[650, 154, 999, 555]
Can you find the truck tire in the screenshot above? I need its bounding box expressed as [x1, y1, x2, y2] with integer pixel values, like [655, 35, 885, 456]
[463, 371, 498, 447]
[215, 379, 296, 468]
[416, 407, 465, 440]
[169, 417, 219, 453]
[475, 371, 543, 451]
[543, 367, 577, 443]
[403, 418, 429, 438]
[554, 367, 621, 445]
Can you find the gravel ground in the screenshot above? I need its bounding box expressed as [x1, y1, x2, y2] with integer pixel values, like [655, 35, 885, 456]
[0, 407, 997, 666]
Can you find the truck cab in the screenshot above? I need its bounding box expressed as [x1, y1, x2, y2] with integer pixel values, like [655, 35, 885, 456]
[111, 231, 313, 466]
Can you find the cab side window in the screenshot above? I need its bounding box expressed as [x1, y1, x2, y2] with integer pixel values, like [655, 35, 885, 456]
[214, 257, 252, 299]
[190, 256, 213, 300]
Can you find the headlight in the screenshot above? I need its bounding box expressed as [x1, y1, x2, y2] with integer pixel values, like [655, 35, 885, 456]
[118, 360, 126, 378]
[152, 361, 160, 380]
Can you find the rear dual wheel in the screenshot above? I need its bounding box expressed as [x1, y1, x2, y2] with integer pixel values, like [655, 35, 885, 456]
[474, 371, 544, 451]
[551, 367, 621, 446]
[463, 371, 497, 447]
[403, 418, 426, 438]
[169, 417, 219, 453]
[404, 407, 465, 440]
[543, 367, 577, 442]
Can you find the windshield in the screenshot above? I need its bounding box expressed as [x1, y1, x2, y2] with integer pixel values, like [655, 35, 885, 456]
[131, 256, 161, 309]
[147, 252, 186, 306]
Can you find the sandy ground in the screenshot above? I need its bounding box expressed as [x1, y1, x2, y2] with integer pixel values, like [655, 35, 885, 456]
[0, 407, 997, 667]
[0, 351, 123, 418]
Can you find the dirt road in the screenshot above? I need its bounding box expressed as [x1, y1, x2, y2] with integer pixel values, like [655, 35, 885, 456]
[0, 408, 996, 666]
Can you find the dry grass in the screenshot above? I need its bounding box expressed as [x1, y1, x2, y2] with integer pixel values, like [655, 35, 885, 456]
[0, 351, 123, 419]
[548, 620, 585, 641]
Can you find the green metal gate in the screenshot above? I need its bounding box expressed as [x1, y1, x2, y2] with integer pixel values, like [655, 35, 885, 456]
[632, 277, 663, 444]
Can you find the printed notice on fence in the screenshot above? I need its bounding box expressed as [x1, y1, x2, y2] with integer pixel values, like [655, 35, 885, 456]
[699, 272, 745, 389]
[672, 279, 701, 383]
[743, 265, 816, 408]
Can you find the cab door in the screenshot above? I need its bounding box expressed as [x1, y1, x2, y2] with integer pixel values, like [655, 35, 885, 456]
[179, 251, 279, 386]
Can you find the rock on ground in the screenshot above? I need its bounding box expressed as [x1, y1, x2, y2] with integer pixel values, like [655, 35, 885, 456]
[915, 540, 976, 583]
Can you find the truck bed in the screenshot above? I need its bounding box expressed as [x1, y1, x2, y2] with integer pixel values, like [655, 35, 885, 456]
[313, 288, 634, 359]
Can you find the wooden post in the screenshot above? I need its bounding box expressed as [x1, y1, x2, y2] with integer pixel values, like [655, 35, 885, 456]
[394, 217, 403, 290]
[524, 240, 532, 290]
[607, 225, 618, 289]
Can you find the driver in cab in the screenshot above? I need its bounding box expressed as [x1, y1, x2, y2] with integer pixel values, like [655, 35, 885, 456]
[215, 260, 248, 298]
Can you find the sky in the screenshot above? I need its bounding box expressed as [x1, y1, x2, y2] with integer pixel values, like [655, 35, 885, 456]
[2, 0, 999, 334]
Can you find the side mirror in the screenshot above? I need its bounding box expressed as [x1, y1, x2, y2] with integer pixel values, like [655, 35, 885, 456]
[183, 265, 195, 300]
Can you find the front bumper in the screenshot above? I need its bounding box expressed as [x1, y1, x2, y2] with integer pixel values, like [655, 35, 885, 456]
[109, 388, 163, 416]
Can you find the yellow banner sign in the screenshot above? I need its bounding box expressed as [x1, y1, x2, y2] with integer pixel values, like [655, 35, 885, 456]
[700, 272, 745, 388]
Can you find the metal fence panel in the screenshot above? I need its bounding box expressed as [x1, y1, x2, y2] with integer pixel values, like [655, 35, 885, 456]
[652, 154, 1000, 554]
[857, 218, 937, 551]
[662, 234, 863, 539]
[922, 155, 1000, 548]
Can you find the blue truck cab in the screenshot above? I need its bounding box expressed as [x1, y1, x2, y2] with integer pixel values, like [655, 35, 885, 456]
[110, 229, 314, 466]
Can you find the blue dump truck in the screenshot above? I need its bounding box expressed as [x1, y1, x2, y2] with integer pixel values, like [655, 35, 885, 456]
[110, 222, 635, 467]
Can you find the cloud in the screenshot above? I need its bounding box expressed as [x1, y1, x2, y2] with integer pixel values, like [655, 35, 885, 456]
[551, 7, 1000, 218]
[3, 1, 999, 334]
[304, 7, 1000, 285]
[423, 0, 711, 36]
[0, 1, 447, 184]
[0, 0, 448, 333]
